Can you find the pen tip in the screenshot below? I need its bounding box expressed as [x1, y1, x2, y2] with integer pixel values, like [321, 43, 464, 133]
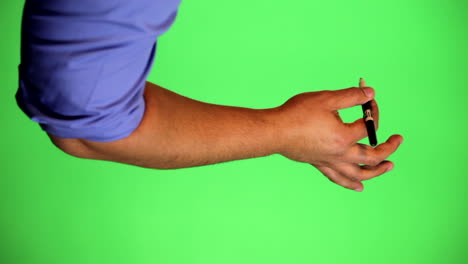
[359, 77, 366, 88]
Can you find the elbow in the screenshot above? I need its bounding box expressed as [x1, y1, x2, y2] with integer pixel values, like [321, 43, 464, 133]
[46, 132, 177, 170]
[46, 132, 172, 170]
[47, 133, 98, 160]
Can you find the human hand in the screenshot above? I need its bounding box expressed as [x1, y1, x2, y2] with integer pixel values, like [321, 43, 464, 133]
[275, 87, 403, 191]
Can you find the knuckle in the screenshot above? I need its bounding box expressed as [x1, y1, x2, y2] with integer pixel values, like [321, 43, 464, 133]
[367, 155, 381, 166]
[354, 87, 367, 98]
[353, 171, 363, 182]
[339, 129, 355, 146]
[342, 169, 361, 182]
[348, 171, 361, 183]
[320, 90, 335, 107]
[328, 132, 349, 154]
[378, 147, 394, 160]
[349, 175, 360, 183]
[353, 87, 362, 93]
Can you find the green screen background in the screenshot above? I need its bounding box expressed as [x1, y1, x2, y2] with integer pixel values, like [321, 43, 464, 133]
[1, 0, 466, 263]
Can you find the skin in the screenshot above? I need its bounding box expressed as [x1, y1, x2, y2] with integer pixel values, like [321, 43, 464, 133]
[48, 81, 403, 192]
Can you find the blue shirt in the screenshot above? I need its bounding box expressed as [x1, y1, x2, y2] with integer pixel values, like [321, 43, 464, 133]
[16, 0, 182, 142]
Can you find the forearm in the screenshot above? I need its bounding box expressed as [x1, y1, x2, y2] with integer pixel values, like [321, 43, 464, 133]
[49, 82, 285, 169]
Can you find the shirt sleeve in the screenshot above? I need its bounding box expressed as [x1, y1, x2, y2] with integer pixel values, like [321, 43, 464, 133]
[16, 0, 181, 142]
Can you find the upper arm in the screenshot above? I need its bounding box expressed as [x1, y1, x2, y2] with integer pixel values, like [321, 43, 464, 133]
[16, 0, 181, 143]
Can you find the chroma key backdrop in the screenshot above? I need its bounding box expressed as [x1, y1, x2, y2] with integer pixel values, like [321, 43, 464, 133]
[1, 0, 466, 264]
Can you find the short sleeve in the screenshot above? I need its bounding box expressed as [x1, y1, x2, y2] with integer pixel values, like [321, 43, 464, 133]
[16, 0, 182, 142]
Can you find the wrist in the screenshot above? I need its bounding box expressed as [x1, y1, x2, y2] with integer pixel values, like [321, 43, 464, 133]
[260, 106, 292, 156]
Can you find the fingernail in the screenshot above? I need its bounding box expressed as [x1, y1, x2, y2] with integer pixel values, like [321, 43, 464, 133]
[354, 187, 363, 192]
[386, 163, 394, 172]
[362, 87, 374, 98]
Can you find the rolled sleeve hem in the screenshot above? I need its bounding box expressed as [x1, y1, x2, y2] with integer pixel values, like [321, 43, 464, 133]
[39, 102, 145, 142]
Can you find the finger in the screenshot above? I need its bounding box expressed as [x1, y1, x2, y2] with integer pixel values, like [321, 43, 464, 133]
[334, 160, 394, 181]
[331, 162, 363, 182]
[326, 87, 375, 110]
[344, 135, 404, 166]
[359, 160, 394, 181]
[371, 99, 379, 130]
[344, 118, 367, 143]
[315, 165, 364, 192]
[343, 99, 380, 143]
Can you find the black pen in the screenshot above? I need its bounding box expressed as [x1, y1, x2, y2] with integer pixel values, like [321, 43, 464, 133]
[359, 78, 378, 147]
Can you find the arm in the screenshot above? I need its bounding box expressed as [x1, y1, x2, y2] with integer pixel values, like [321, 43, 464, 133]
[49, 82, 403, 191]
[48, 81, 283, 169]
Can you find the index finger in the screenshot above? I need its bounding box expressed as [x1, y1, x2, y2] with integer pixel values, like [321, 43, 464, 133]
[326, 87, 375, 110]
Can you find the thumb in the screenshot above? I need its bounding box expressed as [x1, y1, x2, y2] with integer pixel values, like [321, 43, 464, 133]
[327, 87, 375, 110]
